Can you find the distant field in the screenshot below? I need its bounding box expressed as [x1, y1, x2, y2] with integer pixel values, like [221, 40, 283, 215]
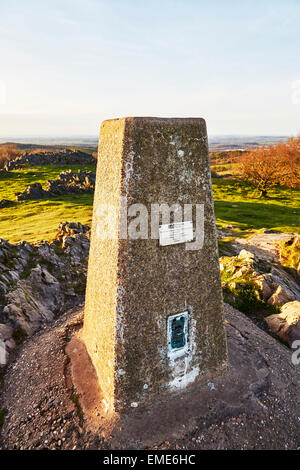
[0, 166, 299, 243]
[0, 135, 287, 151]
[211, 163, 238, 176]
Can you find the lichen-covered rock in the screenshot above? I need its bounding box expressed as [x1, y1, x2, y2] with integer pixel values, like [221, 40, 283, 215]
[0, 222, 91, 364]
[220, 247, 300, 321]
[4, 265, 63, 335]
[253, 274, 273, 300]
[265, 301, 300, 346]
[15, 171, 96, 201]
[46, 170, 95, 195]
[266, 266, 299, 305]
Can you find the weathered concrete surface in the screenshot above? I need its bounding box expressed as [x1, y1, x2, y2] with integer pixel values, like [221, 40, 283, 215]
[83, 117, 227, 414]
[1, 304, 299, 450]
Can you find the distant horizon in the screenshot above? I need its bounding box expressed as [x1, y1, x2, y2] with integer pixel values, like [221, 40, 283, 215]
[0, 133, 291, 153]
[0, 133, 292, 141]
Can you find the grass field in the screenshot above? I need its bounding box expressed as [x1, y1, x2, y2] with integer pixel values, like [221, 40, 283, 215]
[0, 166, 299, 243]
[213, 179, 300, 234]
[0, 165, 95, 243]
[211, 162, 238, 176]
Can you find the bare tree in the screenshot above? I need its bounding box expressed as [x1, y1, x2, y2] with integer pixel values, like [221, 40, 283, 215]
[239, 147, 281, 197]
[275, 137, 300, 188]
[239, 137, 300, 197]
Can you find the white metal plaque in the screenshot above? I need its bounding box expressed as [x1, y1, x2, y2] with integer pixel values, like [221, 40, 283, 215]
[159, 221, 194, 246]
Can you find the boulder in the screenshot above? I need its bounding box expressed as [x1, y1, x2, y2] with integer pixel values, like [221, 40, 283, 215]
[46, 170, 96, 194]
[253, 274, 273, 300]
[268, 285, 295, 306]
[16, 183, 47, 201]
[265, 301, 300, 346]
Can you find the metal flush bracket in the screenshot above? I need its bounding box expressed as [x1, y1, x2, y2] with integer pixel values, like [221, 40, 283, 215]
[167, 311, 189, 359]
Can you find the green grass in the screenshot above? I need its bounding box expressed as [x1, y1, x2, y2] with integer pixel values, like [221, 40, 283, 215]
[0, 165, 95, 243]
[211, 162, 238, 176]
[213, 179, 300, 234]
[0, 167, 299, 243]
[0, 164, 96, 201]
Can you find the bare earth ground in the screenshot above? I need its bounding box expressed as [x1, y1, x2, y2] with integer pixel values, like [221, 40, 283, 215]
[0, 302, 299, 450]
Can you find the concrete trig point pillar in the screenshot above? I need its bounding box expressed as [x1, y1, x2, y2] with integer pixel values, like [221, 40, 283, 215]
[83, 117, 227, 415]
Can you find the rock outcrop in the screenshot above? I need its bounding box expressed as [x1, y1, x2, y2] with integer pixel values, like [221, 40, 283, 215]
[45, 170, 95, 195]
[220, 249, 300, 308]
[5, 149, 96, 171]
[0, 222, 90, 364]
[220, 245, 300, 343]
[16, 170, 96, 201]
[15, 183, 47, 201]
[0, 200, 15, 209]
[265, 301, 300, 346]
[0, 225, 298, 367]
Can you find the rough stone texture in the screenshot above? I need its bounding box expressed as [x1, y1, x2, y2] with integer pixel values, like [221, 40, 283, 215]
[3, 264, 63, 335]
[45, 170, 95, 195]
[1, 304, 300, 450]
[0, 199, 15, 209]
[265, 300, 300, 346]
[220, 248, 300, 306]
[16, 171, 96, 201]
[268, 284, 295, 305]
[83, 117, 228, 414]
[0, 222, 90, 363]
[16, 182, 47, 201]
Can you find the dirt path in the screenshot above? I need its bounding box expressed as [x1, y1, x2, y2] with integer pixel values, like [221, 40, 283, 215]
[234, 232, 294, 263]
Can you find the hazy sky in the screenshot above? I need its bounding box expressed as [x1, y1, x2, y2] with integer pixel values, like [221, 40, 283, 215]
[1, 0, 300, 137]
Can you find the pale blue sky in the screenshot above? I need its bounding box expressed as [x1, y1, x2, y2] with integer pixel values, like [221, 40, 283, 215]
[1, 0, 300, 137]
